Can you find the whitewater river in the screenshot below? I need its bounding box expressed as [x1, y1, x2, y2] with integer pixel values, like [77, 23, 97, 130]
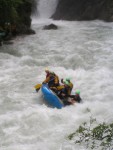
[0, 18, 113, 150]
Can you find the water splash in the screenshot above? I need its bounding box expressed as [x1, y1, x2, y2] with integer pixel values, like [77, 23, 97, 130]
[0, 20, 113, 150]
[37, 0, 58, 18]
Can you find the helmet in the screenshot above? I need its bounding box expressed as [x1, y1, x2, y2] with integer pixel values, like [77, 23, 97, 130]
[64, 80, 69, 86]
[66, 77, 71, 82]
[45, 67, 49, 71]
[45, 68, 50, 72]
[75, 89, 80, 94]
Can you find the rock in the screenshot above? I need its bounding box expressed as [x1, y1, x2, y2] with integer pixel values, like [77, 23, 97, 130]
[16, 0, 35, 34]
[43, 24, 58, 30]
[52, 0, 113, 22]
[0, 40, 3, 46]
[25, 28, 36, 35]
[3, 41, 13, 45]
[17, 24, 35, 35]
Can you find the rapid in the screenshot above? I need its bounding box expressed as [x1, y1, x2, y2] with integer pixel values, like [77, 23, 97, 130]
[0, 0, 113, 150]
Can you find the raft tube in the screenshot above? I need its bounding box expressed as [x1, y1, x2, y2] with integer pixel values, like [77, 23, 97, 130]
[41, 84, 64, 109]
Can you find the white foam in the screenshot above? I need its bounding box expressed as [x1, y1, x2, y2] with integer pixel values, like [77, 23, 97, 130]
[0, 20, 113, 150]
[37, 0, 58, 18]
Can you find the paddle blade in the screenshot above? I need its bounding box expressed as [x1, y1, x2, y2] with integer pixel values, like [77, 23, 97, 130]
[34, 84, 42, 90]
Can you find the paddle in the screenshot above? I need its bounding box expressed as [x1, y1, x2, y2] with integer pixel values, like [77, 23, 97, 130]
[34, 83, 42, 92]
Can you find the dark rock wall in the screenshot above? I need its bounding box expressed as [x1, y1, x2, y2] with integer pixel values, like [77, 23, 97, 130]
[16, 0, 35, 34]
[52, 0, 113, 21]
[0, 0, 35, 35]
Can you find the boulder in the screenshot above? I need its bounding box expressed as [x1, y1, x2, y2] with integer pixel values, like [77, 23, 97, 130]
[43, 24, 58, 30]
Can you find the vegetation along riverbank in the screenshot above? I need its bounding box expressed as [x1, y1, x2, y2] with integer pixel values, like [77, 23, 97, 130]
[0, 0, 35, 46]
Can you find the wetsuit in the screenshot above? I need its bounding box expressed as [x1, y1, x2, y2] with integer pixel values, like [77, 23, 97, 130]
[68, 94, 82, 103]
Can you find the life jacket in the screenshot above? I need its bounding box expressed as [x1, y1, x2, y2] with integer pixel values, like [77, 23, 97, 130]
[69, 82, 73, 91]
[43, 73, 59, 87]
[61, 79, 73, 94]
[54, 74, 59, 86]
[58, 85, 70, 97]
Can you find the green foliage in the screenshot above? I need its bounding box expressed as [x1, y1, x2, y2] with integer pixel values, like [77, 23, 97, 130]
[0, 0, 21, 24]
[68, 111, 113, 150]
[0, 0, 33, 26]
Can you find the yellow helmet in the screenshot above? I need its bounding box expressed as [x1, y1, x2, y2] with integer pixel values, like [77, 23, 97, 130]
[45, 67, 49, 71]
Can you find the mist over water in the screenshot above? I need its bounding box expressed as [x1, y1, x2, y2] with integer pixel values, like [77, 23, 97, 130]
[37, 0, 58, 18]
[0, 1, 113, 150]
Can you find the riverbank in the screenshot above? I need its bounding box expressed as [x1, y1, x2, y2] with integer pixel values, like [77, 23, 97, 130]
[0, 0, 36, 46]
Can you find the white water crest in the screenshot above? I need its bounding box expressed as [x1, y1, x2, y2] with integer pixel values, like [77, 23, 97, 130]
[0, 19, 113, 150]
[0, 1, 113, 149]
[37, 0, 58, 18]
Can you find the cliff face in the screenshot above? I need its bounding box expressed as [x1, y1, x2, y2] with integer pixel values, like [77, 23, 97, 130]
[52, 0, 113, 21]
[16, 0, 35, 34]
[0, 0, 35, 35]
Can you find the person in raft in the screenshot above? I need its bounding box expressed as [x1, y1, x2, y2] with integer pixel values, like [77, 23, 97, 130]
[68, 89, 82, 105]
[55, 80, 72, 105]
[42, 69, 60, 88]
[35, 68, 59, 92]
[45, 68, 50, 79]
[61, 77, 73, 93]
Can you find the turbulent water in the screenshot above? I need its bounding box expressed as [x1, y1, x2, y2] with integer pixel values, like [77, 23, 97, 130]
[37, 0, 58, 18]
[0, 12, 113, 150]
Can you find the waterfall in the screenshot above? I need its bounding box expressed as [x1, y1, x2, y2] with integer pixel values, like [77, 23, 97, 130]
[36, 0, 58, 18]
[32, 0, 38, 16]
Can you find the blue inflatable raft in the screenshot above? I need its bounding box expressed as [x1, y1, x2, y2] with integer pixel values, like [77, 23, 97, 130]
[41, 84, 64, 109]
